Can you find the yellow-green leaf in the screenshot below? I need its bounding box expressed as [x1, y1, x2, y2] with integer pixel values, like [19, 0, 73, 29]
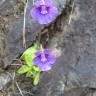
[20, 43, 38, 67]
[33, 66, 40, 72]
[26, 71, 34, 77]
[33, 73, 40, 85]
[18, 65, 30, 74]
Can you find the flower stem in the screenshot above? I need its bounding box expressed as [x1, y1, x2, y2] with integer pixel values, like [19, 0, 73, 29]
[40, 44, 47, 62]
[33, 0, 35, 5]
[37, 32, 42, 49]
[40, 44, 43, 50]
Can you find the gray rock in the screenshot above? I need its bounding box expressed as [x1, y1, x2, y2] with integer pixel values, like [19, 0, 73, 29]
[64, 88, 90, 96]
[2, 16, 42, 66]
[34, 0, 96, 95]
[68, 0, 96, 89]
[1, 0, 96, 95]
[0, 0, 18, 16]
[0, 72, 11, 90]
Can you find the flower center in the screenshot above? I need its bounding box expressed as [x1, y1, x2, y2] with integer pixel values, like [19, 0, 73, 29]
[41, 53, 47, 62]
[40, 5, 48, 14]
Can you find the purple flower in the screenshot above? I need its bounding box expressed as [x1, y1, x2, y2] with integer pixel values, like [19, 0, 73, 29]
[30, 0, 58, 24]
[32, 49, 56, 71]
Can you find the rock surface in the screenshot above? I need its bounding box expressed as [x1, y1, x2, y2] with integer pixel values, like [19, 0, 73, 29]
[0, 0, 18, 16]
[0, 72, 11, 90]
[1, 0, 96, 96]
[34, 0, 96, 96]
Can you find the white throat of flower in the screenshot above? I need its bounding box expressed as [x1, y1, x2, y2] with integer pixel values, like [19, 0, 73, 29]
[40, 45, 47, 62]
[40, 0, 48, 14]
[41, 0, 45, 5]
[41, 6, 48, 14]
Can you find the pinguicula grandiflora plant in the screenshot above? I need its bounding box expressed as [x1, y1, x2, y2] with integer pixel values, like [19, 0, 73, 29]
[30, 0, 58, 24]
[18, 0, 57, 85]
[18, 43, 56, 85]
[18, 43, 41, 85]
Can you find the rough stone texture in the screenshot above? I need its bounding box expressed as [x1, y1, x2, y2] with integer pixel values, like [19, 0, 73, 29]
[0, 0, 18, 16]
[1, 0, 96, 96]
[64, 88, 90, 96]
[67, 0, 96, 89]
[34, 0, 96, 96]
[2, 16, 42, 66]
[0, 72, 11, 90]
[0, 17, 6, 65]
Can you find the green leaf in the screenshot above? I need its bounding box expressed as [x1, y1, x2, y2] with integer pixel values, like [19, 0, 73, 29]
[18, 65, 30, 74]
[24, 54, 34, 67]
[33, 66, 40, 72]
[17, 43, 41, 86]
[20, 43, 38, 67]
[26, 70, 34, 78]
[33, 73, 40, 85]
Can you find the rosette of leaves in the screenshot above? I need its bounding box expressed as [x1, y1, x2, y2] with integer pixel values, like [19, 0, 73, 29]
[17, 43, 41, 85]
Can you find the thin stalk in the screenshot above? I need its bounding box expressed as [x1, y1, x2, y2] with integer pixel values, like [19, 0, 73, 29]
[37, 32, 42, 49]
[33, 0, 35, 5]
[16, 82, 24, 96]
[23, 0, 29, 48]
[68, 0, 75, 25]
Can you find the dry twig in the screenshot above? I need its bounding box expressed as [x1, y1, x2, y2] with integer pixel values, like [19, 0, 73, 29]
[68, 0, 75, 25]
[15, 82, 24, 96]
[23, 0, 29, 48]
[6, 72, 24, 96]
